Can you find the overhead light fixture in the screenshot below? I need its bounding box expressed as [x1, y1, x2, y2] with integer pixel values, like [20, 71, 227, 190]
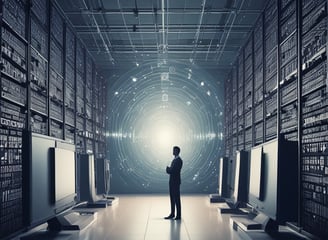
[133, 8, 139, 18]
[133, 0, 139, 18]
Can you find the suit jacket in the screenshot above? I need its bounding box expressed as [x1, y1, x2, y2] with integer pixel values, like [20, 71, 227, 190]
[166, 157, 183, 186]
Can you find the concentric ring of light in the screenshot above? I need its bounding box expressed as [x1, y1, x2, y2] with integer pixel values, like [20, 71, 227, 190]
[107, 61, 224, 193]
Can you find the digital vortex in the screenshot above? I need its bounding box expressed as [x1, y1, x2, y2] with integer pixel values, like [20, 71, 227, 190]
[107, 61, 224, 193]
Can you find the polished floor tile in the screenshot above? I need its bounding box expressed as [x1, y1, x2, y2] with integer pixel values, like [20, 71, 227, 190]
[17, 195, 243, 240]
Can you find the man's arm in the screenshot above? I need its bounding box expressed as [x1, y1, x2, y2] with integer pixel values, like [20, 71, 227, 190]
[166, 158, 182, 174]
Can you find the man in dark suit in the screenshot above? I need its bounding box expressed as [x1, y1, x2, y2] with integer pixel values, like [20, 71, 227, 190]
[165, 146, 183, 220]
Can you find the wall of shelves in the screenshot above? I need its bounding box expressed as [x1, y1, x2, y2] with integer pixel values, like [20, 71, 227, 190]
[224, 0, 328, 238]
[300, 0, 328, 237]
[0, 0, 107, 239]
[0, 0, 26, 237]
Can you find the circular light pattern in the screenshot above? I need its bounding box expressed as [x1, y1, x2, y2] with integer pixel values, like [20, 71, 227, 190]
[107, 61, 224, 193]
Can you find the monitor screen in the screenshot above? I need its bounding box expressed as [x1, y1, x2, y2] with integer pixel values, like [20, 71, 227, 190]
[218, 157, 223, 195]
[218, 157, 229, 197]
[79, 153, 101, 202]
[30, 134, 76, 227]
[52, 148, 76, 202]
[231, 150, 249, 204]
[96, 158, 111, 195]
[249, 146, 263, 201]
[232, 151, 241, 203]
[247, 139, 296, 224]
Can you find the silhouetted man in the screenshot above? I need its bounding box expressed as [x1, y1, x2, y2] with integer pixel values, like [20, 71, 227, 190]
[165, 146, 183, 220]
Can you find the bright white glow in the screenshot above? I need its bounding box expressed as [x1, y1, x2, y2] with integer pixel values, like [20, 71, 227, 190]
[132, 77, 137, 82]
[114, 91, 119, 95]
[153, 126, 175, 152]
[138, 112, 186, 166]
[136, 62, 139, 67]
[201, 81, 204, 86]
[207, 90, 211, 96]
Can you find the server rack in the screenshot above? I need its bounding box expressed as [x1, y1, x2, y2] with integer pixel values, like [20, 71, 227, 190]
[0, 0, 107, 238]
[0, 0, 27, 237]
[224, 0, 328, 238]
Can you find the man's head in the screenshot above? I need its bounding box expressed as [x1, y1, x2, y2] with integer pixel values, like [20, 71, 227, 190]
[173, 146, 180, 156]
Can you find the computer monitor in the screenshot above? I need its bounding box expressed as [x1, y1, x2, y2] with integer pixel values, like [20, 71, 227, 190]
[78, 153, 101, 203]
[218, 157, 229, 198]
[247, 139, 297, 224]
[96, 158, 110, 195]
[249, 145, 264, 203]
[231, 150, 249, 204]
[51, 147, 76, 213]
[29, 134, 76, 227]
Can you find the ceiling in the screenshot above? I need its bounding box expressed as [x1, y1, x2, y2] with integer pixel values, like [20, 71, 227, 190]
[55, 0, 269, 77]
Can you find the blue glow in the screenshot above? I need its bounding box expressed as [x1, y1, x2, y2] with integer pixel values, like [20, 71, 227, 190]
[107, 61, 224, 193]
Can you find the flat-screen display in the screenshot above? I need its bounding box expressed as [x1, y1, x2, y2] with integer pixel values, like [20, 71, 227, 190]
[96, 158, 111, 195]
[231, 150, 249, 205]
[52, 148, 76, 202]
[232, 151, 241, 203]
[79, 153, 101, 202]
[218, 157, 229, 197]
[249, 146, 263, 201]
[247, 139, 297, 224]
[30, 134, 76, 227]
[218, 157, 223, 195]
[248, 140, 278, 220]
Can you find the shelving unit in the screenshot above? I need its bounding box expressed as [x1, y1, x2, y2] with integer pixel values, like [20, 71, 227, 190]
[0, 0, 27, 237]
[224, 0, 328, 238]
[0, 0, 107, 239]
[300, 0, 327, 238]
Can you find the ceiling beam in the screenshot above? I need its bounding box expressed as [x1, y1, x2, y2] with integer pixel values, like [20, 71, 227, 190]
[77, 30, 249, 34]
[88, 49, 238, 54]
[64, 8, 262, 15]
[73, 24, 253, 33]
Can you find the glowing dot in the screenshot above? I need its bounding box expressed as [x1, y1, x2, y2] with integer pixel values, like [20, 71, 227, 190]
[136, 62, 139, 67]
[201, 81, 204, 86]
[132, 77, 137, 82]
[207, 90, 211, 96]
[114, 91, 119, 95]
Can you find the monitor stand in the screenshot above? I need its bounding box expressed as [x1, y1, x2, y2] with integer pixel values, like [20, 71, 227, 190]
[74, 196, 119, 209]
[231, 212, 278, 233]
[209, 193, 226, 203]
[103, 195, 119, 206]
[218, 201, 249, 214]
[47, 211, 96, 231]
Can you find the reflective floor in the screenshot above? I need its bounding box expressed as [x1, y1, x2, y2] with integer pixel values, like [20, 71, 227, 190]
[18, 195, 243, 240]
